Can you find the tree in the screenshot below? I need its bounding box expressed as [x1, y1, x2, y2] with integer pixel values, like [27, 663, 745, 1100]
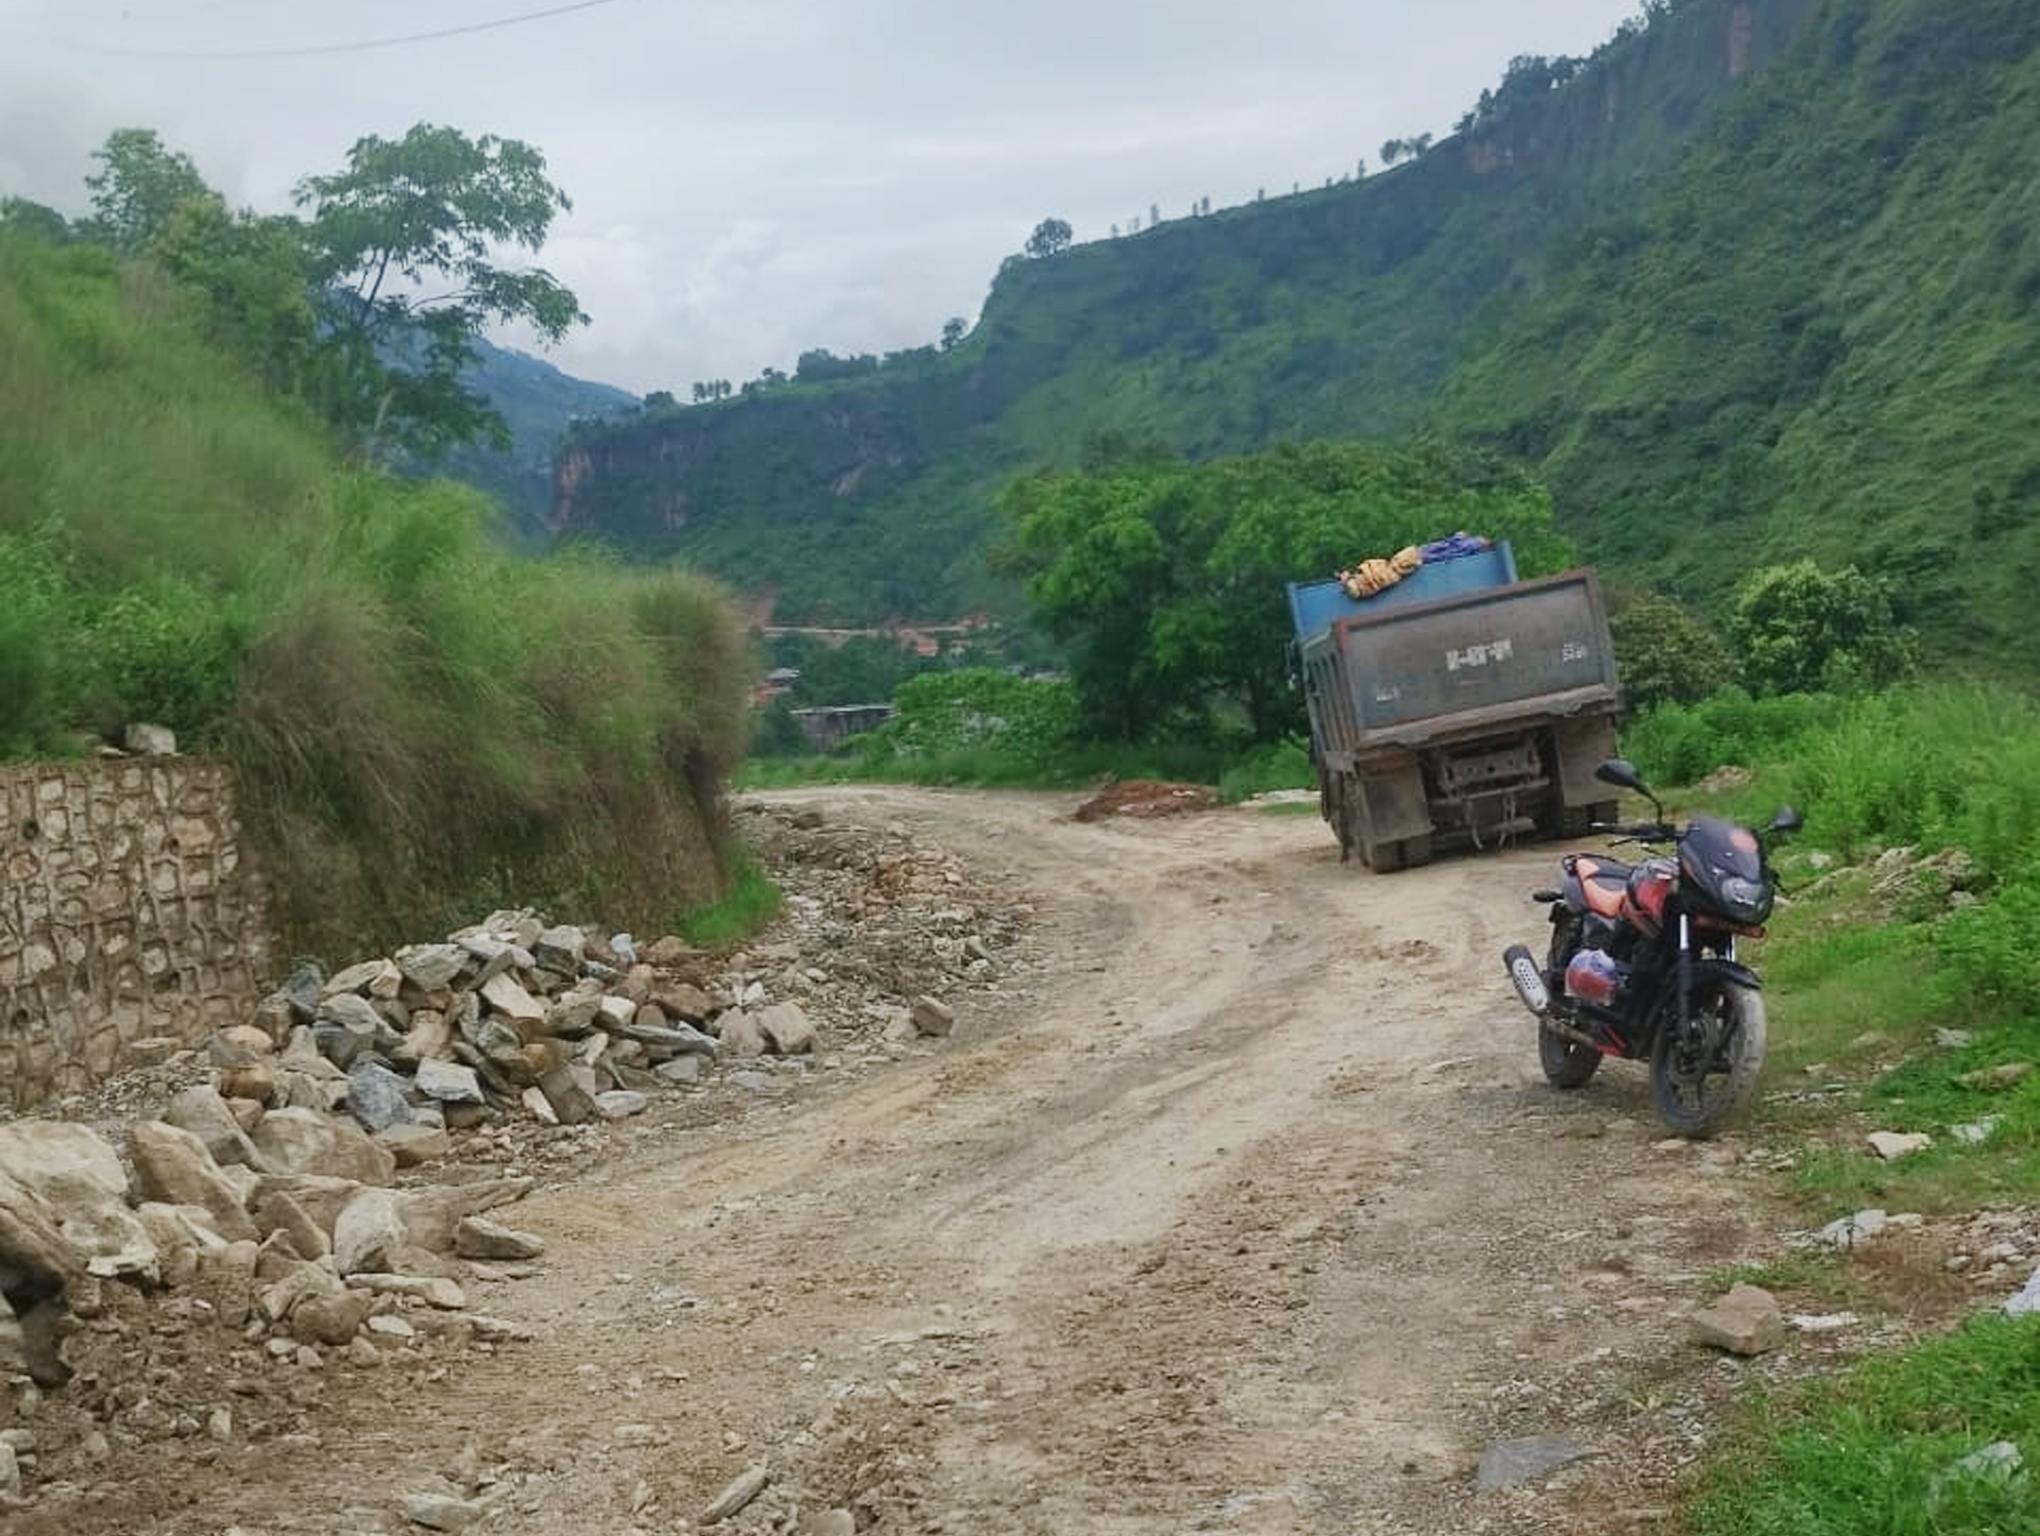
[0, 197, 71, 242]
[84, 128, 220, 252]
[1729, 561, 1917, 696]
[940, 316, 966, 351]
[1024, 217, 1072, 259]
[1610, 594, 1733, 714]
[1000, 439, 1571, 742]
[1380, 138, 1406, 167]
[292, 123, 586, 457]
[643, 389, 677, 411]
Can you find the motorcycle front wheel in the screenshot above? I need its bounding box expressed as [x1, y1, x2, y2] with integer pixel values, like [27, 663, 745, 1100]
[1650, 981, 1766, 1138]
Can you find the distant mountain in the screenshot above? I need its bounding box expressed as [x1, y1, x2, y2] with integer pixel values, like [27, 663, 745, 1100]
[440, 339, 637, 542]
[546, 0, 2040, 663]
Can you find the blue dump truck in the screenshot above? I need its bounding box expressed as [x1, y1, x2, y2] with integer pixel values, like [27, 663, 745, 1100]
[1287, 543, 1621, 871]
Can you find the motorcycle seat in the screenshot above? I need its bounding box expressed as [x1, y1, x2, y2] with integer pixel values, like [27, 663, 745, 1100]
[1572, 856, 1633, 920]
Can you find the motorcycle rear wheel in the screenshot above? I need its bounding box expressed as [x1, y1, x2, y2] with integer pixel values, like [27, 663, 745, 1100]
[1650, 981, 1766, 1138]
[1538, 916, 1600, 1089]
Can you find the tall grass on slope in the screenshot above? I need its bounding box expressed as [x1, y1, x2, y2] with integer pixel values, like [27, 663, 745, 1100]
[0, 231, 759, 956]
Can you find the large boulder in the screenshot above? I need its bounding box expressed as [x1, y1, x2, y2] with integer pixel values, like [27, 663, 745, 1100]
[164, 1085, 268, 1170]
[0, 1122, 158, 1280]
[250, 1108, 396, 1186]
[127, 1121, 258, 1243]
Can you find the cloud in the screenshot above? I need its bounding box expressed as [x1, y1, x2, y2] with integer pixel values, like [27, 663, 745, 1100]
[0, 0, 1647, 392]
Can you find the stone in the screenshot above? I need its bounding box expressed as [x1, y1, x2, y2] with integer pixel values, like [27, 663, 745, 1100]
[718, 1009, 769, 1058]
[377, 1125, 452, 1168]
[252, 1174, 368, 1235]
[804, 1512, 857, 1536]
[911, 995, 955, 1038]
[0, 1440, 19, 1503]
[333, 1190, 406, 1276]
[703, 1466, 772, 1524]
[1689, 1284, 1785, 1356]
[1867, 1131, 1933, 1159]
[321, 959, 389, 998]
[480, 972, 545, 1028]
[2006, 1268, 2040, 1319]
[654, 1056, 706, 1086]
[127, 1121, 258, 1243]
[346, 1061, 417, 1134]
[124, 721, 176, 755]
[1474, 1435, 1597, 1490]
[355, 1272, 467, 1309]
[396, 943, 469, 991]
[594, 1091, 648, 1120]
[1816, 1209, 1888, 1249]
[165, 1085, 268, 1170]
[534, 924, 586, 974]
[454, 1217, 546, 1261]
[0, 1172, 78, 1315]
[409, 1058, 482, 1105]
[1958, 1062, 2033, 1093]
[404, 1492, 485, 1531]
[251, 1108, 397, 1186]
[538, 1065, 597, 1125]
[391, 1178, 533, 1254]
[260, 1261, 344, 1324]
[125, 1036, 184, 1067]
[623, 1018, 719, 1059]
[368, 1313, 416, 1339]
[759, 1002, 817, 1055]
[0, 1122, 158, 1280]
[544, 981, 605, 1038]
[397, 1010, 454, 1066]
[644, 935, 702, 968]
[521, 1087, 558, 1125]
[653, 983, 714, 1024]
[220, 1062, 277, 1105]
[253, 1192, 332, 1260]
[1929, 1442, 2025, 1509]
[292, 1289, 373, 1346]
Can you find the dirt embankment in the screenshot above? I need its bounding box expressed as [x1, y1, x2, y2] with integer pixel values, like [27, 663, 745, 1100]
[9, 787, 1871, 1535]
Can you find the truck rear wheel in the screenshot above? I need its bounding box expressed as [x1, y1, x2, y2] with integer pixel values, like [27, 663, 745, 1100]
[1561, 800, 1619, 840]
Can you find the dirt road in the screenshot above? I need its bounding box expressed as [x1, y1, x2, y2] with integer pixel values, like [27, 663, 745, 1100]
[36, 788, 1784, 1535]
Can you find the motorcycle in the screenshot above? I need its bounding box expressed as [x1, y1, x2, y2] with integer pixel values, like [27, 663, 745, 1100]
[1501, 759, 1802, 1137]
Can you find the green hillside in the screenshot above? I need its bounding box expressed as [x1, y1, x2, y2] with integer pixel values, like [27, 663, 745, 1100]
[1438, 0, 2040, 647]
[555, 0, 2040, 661]
[553, 0, 1820, 620]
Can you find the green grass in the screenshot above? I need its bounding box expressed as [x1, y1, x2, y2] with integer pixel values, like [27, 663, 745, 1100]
[1685, 1316, 2040, 1536]
[673, 854, 783, 951]
[0, 228, 754, 957]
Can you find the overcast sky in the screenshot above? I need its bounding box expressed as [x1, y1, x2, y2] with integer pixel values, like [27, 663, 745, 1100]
[0, 0, 1645, 395]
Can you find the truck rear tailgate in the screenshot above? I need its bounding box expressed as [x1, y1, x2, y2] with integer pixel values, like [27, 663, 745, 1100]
[1317, 570, 1617, 742]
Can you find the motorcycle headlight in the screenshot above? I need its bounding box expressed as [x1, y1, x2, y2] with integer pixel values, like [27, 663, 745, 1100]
[1720, 876, 1770, 920]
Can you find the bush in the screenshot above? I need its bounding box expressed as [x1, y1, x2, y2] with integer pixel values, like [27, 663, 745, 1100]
[857, 669, 1079, 779]
[1217, 736, 1314, 803]
[1729, 560, 1916, 697]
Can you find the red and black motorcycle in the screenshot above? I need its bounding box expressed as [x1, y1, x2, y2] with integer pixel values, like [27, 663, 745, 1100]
[1502, 758, 1802, 1137]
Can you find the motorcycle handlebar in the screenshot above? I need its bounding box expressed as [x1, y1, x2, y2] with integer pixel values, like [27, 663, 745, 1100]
[1590, 821, 1677, 841]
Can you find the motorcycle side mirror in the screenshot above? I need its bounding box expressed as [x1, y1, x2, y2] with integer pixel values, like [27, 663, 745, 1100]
[1595, 758, 1646, 793]
[1768, 806, 1803, 836]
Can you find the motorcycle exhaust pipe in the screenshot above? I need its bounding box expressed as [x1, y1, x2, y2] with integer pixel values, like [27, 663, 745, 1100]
[1503, 944, 1551, 1016]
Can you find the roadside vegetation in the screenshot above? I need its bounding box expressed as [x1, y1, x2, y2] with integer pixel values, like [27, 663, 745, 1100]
[0, 133, 755, 958]
[1604, 682, 2040, 1533]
